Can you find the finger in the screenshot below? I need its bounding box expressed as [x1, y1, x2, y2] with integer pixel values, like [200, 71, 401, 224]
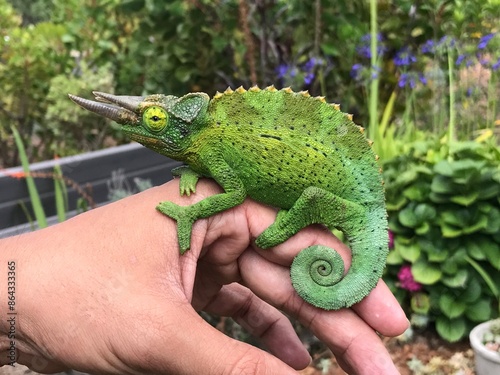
[140, 302, 301, 375]
[239, 250, 404, 375]
[203, 282, 311, 370]
[352, 279, 410, 337]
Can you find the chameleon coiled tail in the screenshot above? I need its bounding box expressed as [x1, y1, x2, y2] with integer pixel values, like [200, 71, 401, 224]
[287, 203, 389, 310]
[290, 245, 346, 308]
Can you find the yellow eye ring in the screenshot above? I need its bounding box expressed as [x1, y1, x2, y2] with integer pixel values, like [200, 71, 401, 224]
[143, 106, 168, 133]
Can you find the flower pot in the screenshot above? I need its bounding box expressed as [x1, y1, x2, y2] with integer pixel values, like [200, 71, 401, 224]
[470, 320, 500, 375]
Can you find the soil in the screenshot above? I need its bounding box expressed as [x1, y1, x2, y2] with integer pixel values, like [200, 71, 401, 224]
[300, 330, 476, 375]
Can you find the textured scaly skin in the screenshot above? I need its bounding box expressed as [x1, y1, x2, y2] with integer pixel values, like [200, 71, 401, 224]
[69, 86, 388, 310]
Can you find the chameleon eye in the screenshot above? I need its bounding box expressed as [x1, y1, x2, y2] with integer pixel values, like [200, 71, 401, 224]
[143, 106, 168, 133]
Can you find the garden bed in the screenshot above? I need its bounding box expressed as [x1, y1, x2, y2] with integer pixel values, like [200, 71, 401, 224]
[301, 330, 475, 375]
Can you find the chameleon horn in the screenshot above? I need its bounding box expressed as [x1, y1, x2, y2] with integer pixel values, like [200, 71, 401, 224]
[92, 92, 145, 112]
[68, 94, 125, 122]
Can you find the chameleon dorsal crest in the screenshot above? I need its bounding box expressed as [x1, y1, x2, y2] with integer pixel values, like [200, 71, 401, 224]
[69, 86, 389, 311]
[169, 92, 209, 123]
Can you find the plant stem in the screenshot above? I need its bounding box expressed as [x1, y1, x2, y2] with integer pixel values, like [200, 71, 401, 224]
[447, 46, 456, 145]
[368, 0, 379, 142]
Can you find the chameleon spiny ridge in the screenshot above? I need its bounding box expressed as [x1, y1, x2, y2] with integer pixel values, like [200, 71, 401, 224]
[68, 85, 389, 310]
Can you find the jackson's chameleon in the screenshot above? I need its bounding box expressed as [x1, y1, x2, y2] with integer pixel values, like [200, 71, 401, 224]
[69, 86, 388, 310]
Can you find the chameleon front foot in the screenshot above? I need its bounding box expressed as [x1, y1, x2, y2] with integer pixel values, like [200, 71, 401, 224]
[156, 201, 195, 253]
[171, 165, 201, 196]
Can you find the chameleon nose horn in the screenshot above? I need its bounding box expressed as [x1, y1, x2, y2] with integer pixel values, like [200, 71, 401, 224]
[68, 92, 144, 123]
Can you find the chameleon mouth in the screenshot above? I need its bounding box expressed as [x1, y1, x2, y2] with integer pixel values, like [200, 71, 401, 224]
[68, 92, 144, 125]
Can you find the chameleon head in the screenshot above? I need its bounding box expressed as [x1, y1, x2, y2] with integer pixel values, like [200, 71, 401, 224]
[68, 91, 210, 158]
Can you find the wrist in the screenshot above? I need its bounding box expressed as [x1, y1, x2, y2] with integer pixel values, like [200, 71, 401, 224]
[0, 234, 32, 362]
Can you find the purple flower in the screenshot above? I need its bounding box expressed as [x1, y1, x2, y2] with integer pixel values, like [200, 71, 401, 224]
[388, 231, 394, 249]
[356, 44, 372, 59]
[303, 58, 319, 72]
[304, 72, 315, 85]
[350, 63, 363, 79]
[418, 73, 427, 85]
[371, 65, 381, 79]
[276, 64, 289, 79]
[456, 54, 467, 66]
[438, 35, 455, 48]
[394, 48, 417, 67]
[355, 33, 387, 59]
[398, 73, 415, 89]
[478, 33, 496, 49]
[397, 265, 422, 292]
[492, 57, 500, 71]
[421, 39, 436, 54]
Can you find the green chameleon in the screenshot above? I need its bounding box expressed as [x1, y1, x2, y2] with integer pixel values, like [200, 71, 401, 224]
[69, 86, 388, 310]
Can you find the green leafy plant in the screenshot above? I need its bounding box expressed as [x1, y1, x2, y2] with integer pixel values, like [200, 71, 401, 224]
[383, 138, 500, 342]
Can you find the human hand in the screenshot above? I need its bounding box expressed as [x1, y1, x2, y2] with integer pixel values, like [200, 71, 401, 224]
[0, 179, 408, 374]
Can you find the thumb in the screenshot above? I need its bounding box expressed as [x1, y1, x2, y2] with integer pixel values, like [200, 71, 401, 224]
[141, 305, 299, 375]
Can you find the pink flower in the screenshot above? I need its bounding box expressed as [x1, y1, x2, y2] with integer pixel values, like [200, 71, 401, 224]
[388, 230, 394, 249]
[397, 265, 422, 292]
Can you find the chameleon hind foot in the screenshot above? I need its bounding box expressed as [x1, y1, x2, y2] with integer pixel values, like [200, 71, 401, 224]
[256, 186, 364, 249]
[156, 201, 195, 253]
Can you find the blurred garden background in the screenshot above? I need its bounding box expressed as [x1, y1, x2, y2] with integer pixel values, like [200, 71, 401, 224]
[1, 0, 500, 373]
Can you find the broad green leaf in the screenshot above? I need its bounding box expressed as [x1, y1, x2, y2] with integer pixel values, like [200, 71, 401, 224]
[462, 215, 488, 234]
[430, 191, 450, 203]
[461, 277, 482, 303]
[415, 222, 430, 235]
[431, 175, 457, 194]
[484, 206, 500, 233]
[399, 206, 418, 228]
[436, 316, 467, 342]
[403, 182, 429, 201]
[465, 298, 492, 322]
[411, 293, 430, 314]
[442, 269, 468, 288]
[482, 240, 500, 270]
[478, 181, 500, 199]
[450, 192, 478, 206]
[414, 204, 436, 221]
[439, 294, 467, 319]
[386, 248, 403, 265]
[440, 222, 463, 238]
[427, 248, 449, 262]
[386, 196, 408, 211]
[466, 240, 486, 260]
[412, 260, 442, 285]
[397, 243, 421, 262]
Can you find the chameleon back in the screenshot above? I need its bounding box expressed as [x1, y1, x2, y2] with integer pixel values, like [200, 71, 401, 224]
[199, 87, 385, 209]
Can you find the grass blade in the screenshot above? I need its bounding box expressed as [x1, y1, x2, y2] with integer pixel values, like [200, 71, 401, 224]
[11, 126, 48, 228]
